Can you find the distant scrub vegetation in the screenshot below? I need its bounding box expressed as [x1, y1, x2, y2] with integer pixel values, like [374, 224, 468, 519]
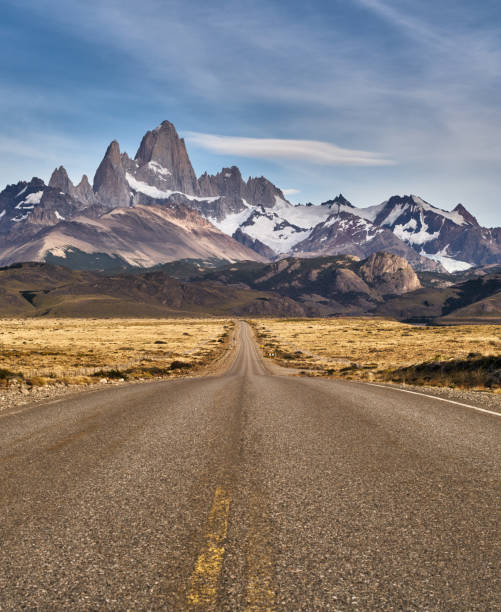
[383, 355, 501, 389]
[0, 318, 233, 387]
[251, 318, 501, 391]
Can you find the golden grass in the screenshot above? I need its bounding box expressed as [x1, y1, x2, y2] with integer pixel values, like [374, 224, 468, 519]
[250, 318, 501, 387]
[0, 318, 233, 385]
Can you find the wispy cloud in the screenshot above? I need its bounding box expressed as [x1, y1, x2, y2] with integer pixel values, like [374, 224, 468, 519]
[282, 188, 300, 196]
[353, 0, 443, 46]
[185, 132, 395, 167]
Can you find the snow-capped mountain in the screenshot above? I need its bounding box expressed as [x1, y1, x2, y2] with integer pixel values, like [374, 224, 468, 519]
[0, 119, 499, 272]
[363, 195, 501, 272]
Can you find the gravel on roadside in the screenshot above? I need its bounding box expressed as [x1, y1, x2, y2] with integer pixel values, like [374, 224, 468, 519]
[377, 381, 501, 415]
[0, 380, 128, 414]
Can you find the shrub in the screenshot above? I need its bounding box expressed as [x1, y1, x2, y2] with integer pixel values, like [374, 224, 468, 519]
[92, 369, 128, 380]
[169, 360, 193, 370]
[0, 368, 23, 383]
[383, 355, 501, 389]
[132, 366, 171, 376]
[26, 376, 50, 387]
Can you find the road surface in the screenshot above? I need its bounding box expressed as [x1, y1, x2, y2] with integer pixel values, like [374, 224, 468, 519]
[0, 322, 500, 610]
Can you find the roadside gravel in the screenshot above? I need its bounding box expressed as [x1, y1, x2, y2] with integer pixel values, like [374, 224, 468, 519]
[0, 380, 128, 414]
[377, 381, 501, 415]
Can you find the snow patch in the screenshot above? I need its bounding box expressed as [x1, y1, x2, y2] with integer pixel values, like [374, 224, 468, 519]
[323, 215, 338, 228]
[48, 247, 68, 258]
[422, 252, 473, 272]
[126, 173, 218, 202]
[55, 210, 65, 221]
[148, 161, 171, 177]
[411, 196, 466, 225]
[15, 190, 44, 210]
[24, 191, 43, 204]
[15, 186, 27, 198]
[322, 214, 375, 235]
[355, 197, 466, 227]
[209, 205, 254, 235]
[380, 203, 405, 227]
[355, 201, 387, 222]
[242, 210, 311, 252]
[0, 210, 5, 219]
[273, 196, 331, 229]
[393, 213, 440, 245]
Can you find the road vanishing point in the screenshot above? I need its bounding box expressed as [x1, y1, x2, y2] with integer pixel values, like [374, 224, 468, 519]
[0, 322, 500, 610]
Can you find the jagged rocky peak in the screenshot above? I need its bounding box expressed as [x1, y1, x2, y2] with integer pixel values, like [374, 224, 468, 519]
[0, 177, 47, 233]
[372, 194, 470, 231]
[76, 174, 91, 191]
[93, 140, 131, 210]
[359, 252, 421, 295]
[21, 176, 45, 191]
[199, 166, 246, 199]
[75, 174, 97, 206]
[134, 120, 199, 195]
[107, 140, 122, 164]
[48, 166, 76, 197]
[334, 193, 353, 207]
[322, 193, 353, 208]
[246, 175, 286, 208]
[198, 172, 218, 197]
[453, 203, 478, 226]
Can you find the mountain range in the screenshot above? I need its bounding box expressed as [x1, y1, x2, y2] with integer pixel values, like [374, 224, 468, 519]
[1, 254, 500, 323]
[1, 119, 500, 274]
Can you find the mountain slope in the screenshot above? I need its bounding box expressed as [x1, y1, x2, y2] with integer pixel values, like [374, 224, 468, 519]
[0, 204, 264, 267]
[377, 273, 501, 323]
[0, 262, 305, 317]
[200, 252, 422, 315]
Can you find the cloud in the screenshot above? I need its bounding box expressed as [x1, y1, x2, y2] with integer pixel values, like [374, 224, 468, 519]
[353, 0, 442, 46]
[282, 188, 300, 196]
[185, 132, 395, 167]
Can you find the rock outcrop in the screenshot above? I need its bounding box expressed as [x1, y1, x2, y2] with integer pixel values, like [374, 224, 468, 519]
[359, 252, 422, 295]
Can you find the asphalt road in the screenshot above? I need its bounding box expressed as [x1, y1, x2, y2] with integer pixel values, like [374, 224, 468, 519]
[1, 322, 500, 610]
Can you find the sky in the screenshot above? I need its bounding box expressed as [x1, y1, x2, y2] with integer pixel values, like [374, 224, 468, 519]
[1, 0, 500, 225]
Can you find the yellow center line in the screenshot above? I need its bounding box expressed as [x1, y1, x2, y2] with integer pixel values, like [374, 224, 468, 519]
[186, 485, 232, 610]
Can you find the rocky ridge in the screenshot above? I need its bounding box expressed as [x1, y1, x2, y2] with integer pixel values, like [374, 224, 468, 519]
[0, 120, 499, 272]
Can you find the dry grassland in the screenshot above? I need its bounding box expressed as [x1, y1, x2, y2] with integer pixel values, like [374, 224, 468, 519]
[251, 318, 501, 389]
[0, 318, 233, 387]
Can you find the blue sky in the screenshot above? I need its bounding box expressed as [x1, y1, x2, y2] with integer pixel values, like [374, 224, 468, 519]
[1, 0, 500, 224]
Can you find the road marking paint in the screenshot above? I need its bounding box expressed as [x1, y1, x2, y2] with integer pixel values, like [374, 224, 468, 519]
[245, 493, 276, 611]
[0, 394, 94, 420]
[367, 383, 501, 418]
[186, 485, 232, 610]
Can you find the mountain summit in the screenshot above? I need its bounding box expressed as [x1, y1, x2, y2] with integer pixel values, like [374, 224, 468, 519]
[134, 120, 199, 195]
